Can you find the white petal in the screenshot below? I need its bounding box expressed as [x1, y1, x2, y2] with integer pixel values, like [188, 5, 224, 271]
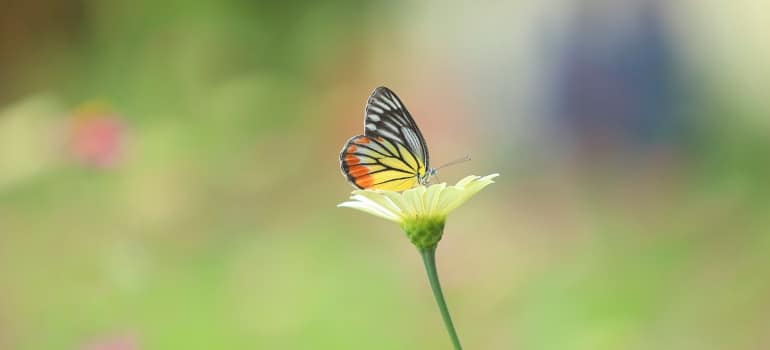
[442, 186, 483, 214]
[479, 173, 500, 182]
[404, 186, 425, 216]
[349, 194, 399, 218]
[337, 201, 400, 222]
[435, 186, 463, 214]
[352, 190, 403, 217]
[424, 183, 446, 217]
[381, 191, 410, 216]
[442, 176, 497, 213]
[386, 190, 415, 216]
[455, 175, 480, 187]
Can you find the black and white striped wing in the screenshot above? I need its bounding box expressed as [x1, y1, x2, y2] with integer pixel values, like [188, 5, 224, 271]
[363, 86, 430, 169]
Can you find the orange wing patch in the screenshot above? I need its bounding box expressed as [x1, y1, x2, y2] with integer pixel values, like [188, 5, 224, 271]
[343, 155, 359, 165]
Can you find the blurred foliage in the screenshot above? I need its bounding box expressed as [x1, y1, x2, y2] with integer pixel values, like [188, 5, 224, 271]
[1, 0, 769, 349]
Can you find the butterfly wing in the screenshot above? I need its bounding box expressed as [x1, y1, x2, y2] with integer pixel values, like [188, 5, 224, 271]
[363, 87, 430, 174]
[340, 135, 423, 191]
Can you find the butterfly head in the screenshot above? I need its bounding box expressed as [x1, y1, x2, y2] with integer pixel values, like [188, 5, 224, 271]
[422, 155, 471, 185]
[418, 168, 438, 186]
[426, 168, 438, 182]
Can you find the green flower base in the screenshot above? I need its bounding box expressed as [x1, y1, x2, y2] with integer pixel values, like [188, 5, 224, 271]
[401, 217, 446, 249]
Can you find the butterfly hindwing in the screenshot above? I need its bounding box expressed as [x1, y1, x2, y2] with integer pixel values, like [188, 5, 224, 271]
[363, 87, 430, 170]
[340, 135, 423, 191]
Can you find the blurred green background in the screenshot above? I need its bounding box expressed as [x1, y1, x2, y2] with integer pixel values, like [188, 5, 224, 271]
[1, 0, 769, 349]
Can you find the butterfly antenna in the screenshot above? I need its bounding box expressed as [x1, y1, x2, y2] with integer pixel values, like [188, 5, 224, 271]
[437, 155, 471, 170]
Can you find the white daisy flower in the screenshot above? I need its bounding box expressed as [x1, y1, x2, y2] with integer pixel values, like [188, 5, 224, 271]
[338, 174, 499, 248]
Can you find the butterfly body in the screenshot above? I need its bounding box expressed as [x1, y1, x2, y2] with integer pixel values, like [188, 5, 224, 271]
[340, 86, 434, 191]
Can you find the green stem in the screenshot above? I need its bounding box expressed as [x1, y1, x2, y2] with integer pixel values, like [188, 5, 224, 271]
[420, 246, 463, 350]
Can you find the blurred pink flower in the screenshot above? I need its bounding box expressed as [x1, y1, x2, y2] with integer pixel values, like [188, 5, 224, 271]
[68, 102, 126, 168]
[82, 334, 138, 350]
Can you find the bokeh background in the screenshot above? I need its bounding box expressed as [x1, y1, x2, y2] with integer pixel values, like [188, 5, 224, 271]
[1, 0, 769, 349]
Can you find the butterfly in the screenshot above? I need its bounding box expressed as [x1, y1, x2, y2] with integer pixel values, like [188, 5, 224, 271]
[339, 86, 437, 191]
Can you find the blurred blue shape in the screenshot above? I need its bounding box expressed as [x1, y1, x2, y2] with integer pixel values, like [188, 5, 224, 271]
[551, 0, 686, 156]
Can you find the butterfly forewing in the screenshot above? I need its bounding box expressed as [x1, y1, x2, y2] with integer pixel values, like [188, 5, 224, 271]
[363, 87, 430, 170]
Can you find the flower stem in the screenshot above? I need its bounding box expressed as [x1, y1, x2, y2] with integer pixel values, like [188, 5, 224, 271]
[420, 246, 463, 350]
